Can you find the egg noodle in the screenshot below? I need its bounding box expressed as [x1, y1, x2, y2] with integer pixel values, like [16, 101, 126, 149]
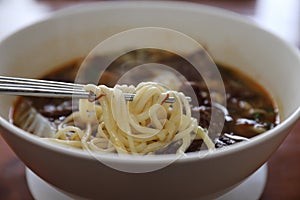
[46, 82, 215, 154]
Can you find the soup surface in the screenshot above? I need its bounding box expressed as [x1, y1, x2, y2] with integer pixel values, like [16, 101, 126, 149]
[11, 49, 279, 153]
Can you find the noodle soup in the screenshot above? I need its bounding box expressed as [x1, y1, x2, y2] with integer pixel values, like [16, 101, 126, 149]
[11, 49, 279, 154]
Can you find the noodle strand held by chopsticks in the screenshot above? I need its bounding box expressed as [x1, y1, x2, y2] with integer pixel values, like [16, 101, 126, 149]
[45, 82, 215, 154]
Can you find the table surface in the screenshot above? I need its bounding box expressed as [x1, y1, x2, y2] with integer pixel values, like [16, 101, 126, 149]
[0, 0, 299, 199]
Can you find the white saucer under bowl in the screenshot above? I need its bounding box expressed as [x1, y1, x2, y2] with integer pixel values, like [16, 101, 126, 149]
[26, 164, 267, 200]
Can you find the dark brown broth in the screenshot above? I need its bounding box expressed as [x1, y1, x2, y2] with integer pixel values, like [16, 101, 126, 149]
[12, 49, 279, 152]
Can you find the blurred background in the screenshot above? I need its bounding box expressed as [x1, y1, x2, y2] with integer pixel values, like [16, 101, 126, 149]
[0, 0, 299, 199]
[0, 0, 299, 46]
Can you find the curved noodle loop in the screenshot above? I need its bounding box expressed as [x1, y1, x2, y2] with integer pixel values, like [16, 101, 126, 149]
[47, 82, 214, 154]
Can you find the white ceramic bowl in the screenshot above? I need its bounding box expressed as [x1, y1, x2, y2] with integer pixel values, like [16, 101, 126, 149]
[0, 1, 300, 199]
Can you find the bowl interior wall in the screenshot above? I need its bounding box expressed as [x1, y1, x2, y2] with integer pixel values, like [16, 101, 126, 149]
[0, 5, 299, 121]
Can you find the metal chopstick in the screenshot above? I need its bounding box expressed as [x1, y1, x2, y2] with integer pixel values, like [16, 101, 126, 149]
[0, 75, 187, 103]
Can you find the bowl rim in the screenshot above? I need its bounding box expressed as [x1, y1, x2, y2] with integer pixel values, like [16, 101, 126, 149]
[1, 0, 300, 164]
